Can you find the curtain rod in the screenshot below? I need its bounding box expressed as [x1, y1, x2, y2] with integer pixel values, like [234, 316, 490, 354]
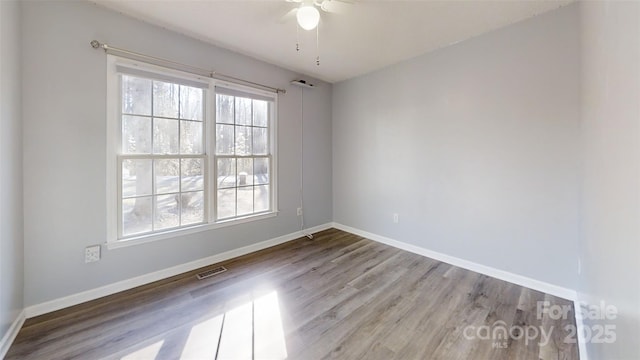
[90, 40, 286, 94]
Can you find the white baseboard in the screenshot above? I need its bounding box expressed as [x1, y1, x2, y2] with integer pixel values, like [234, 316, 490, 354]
[25, 223, 333, 318]
[303, 223, 333, 236]
[0, 310, 26, 359]
[22, 221, 577, 318]
[332, 222, 577, 301]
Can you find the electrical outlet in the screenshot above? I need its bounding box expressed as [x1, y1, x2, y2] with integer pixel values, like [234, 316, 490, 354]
[297, 207, 303, 216]
[85, 245, 101, 263]
[393, 213, 399, 223]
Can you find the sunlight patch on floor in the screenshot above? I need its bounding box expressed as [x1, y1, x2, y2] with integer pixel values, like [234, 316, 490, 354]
[217, 301, 253, 359]
[122, 290, 287, 360]
[254, 292, 288, 359]
[180, 314, 224, 359]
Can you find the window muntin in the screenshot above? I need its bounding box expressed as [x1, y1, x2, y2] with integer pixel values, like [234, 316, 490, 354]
[118, 73, 207, 238]
[214, 90, 274, 221]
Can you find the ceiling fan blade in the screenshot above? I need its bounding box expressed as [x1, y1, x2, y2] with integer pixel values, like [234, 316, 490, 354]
[318, 0, 351, 14]
[277, 7, 298, 24]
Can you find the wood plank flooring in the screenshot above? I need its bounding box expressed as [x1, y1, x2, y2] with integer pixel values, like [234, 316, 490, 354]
[6, 229, 579, 359]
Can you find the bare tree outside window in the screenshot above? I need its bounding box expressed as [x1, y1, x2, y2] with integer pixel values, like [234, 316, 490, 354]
[215, 93, 271, 220]
[120, 75, 205, 237]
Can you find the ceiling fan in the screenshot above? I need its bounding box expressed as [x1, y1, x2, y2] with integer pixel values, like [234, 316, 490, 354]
[284, 0, 351, 30]
[283, 0, 352, 66]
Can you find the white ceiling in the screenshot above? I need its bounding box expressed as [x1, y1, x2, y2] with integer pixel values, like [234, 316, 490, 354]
[92, 0, 574, 83]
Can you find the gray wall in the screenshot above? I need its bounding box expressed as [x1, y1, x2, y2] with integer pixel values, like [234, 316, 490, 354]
[579, 1, 640, 358]
[0, 0, 24, 342]
[333, 4, 580, 289]
[21, 0, 332, 306]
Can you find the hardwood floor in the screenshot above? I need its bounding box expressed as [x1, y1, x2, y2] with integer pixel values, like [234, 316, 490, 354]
[7, 229, 579, 359]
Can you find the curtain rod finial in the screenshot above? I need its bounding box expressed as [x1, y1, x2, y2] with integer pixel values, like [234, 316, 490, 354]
[90, 40, 101, 49]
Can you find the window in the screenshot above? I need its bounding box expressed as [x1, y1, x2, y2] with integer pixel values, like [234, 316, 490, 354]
[215, 88, 274, 220]
[107, 56, 277, 244]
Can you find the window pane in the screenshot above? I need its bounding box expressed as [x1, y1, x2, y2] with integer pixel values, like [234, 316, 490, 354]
[216, 124, 234, 155]
[154, 159, 179, 194]
[122, 75, 151, 116]
[237, 158, 254, 186]
[153, 81, 179, 118]
[123, 196, 152, 236]
[155, 194, 179, 230]
[254, 185, 269, 213]
[216, 94, 234, 124]
[237, 186, 253, 216]
[153, 118, 179, 154]
[181, 191, 204, 225]
[235, 97, 252, 125]
[253, 100, 268, 127]
[122, 116, 151, 154]
[254, 158, 269, 185]
[180, 86, 203, 121]
[217, 188, 236, 219]
[180, 121, 203, 154]
[217, 158, 236, 189]
[252, 127, 268, 155]
[235, 126, 252, 155]
[117, 69, 212, 238]
[122, 159, 152, 198]
[182, 158, 204, 192]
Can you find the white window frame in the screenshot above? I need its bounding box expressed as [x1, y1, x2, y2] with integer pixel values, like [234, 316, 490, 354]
[106, 55, 278, 248]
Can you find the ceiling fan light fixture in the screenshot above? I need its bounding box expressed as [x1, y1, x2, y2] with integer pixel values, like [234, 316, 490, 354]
[296, 5, 320, 30]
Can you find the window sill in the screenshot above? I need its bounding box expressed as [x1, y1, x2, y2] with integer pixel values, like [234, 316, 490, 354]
[106, 211, 279, 250]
